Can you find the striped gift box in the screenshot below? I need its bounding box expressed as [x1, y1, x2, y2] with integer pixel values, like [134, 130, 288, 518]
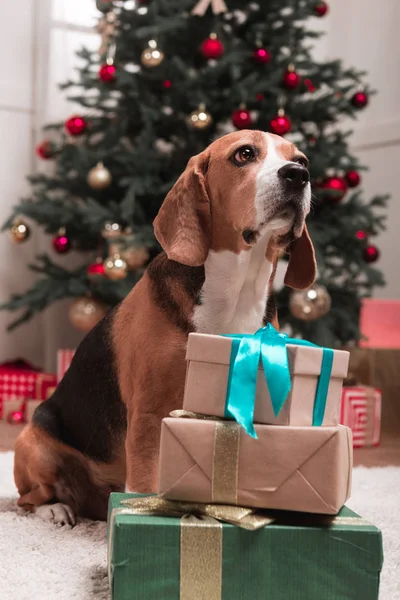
[57, 349, 75, 383]
[340, 386, 381, 447]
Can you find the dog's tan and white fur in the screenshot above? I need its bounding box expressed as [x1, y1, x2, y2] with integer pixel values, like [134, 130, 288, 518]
[14, 130, 316, 525]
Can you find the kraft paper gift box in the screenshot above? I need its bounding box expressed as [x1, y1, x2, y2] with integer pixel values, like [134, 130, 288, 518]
[183, 331, 349, 427]
[108, 492, 383, 600]
[158, 417, 352, 515]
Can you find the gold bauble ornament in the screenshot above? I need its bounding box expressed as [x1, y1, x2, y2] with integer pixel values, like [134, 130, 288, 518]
[68, 296, 108, 332]
[109, 242, 149, 269]
[289, 284, 331, 321]
[189, 104, 213, 129]
[87, 162, 112, 190]
[141, 40, 164, 67]
[103, 253, 128, 280]
[102, 221, 121, 239]
[11, 219, 30, 243]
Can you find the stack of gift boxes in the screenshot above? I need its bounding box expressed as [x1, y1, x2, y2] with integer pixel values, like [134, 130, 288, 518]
[108, 325, 383, 600]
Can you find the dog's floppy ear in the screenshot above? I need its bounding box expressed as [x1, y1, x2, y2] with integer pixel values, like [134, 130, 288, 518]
[153, 151, 211, 266]
[284, 224, 316, 290]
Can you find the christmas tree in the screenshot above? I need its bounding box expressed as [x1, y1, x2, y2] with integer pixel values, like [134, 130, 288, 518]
[1, 0, 388, 346]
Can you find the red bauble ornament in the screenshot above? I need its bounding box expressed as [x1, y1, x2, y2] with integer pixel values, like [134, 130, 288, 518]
[87, 261, 105, 278]
[8, 410, 24, 425]
[99, 62, 116, 82]
[269, 113, 291, 135]
[304, 78, 316, 92]
[232, 108, 253, 129]
[346, 170, 361, 188]
[321, 176, 348, 202]
[65, 115, 87, 136]
[36, 140, 56, 159]
[53, 231, 71, 253]
[351, 91, 368, 109]
[314, 1, 329, 16]
[283, 69, 301, 90]
[356, 230, 367, 240]
[163, 79, 172, 89]
[363, 245, 380, 263]
[201, 35, 224, 59]
[253, 47, 271, 64]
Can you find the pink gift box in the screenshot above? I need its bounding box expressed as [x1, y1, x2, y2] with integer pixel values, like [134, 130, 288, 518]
[57, 349, 75, 383]
[360, 299, 400, 348]
[340, 386, 381, 448]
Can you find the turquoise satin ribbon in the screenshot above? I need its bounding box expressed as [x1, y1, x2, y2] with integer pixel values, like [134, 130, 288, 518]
[223, 324, 334, 438]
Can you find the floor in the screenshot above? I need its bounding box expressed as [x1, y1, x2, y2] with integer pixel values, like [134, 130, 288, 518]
[1, 421, 399, 466]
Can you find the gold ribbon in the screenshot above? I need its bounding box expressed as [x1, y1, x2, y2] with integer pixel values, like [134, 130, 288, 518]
[170, 409, 240, 505]
[191, 0, 228, 16]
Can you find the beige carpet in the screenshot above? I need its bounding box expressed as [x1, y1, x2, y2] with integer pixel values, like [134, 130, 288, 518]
[0, 451, 399, 599]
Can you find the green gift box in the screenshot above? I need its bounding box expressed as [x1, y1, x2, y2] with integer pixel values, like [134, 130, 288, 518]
[108, 492, 383, 600]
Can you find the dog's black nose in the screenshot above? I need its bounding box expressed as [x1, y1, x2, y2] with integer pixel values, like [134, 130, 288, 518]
[278, 163, 310, 190]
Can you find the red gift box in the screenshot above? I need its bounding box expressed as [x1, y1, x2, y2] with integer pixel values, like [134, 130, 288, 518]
[57, 349, 75, 383]
[340, 386, 381, 448]
[0, 359, 57, 419]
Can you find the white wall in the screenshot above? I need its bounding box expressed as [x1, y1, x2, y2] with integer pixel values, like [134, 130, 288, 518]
[0, 1, 399, 370]
[324, 0, 400, 299]
[0, 1, 44, 366]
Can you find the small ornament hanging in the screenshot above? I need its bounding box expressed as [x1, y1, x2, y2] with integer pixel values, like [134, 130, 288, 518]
[189, 104, 213, 129]
[102, 221, 122, 239]
[304, 78, 316, 92]
[65, 115, 87, 136]
[283, 65, 301, 90]
[8, 410, 24, 425]
[355, 230, 367, 241]
[200, 33, 224, 59]
[363, 245, 380, 263]
[69, 296, 108, 332]
[99, 59, 116, 82]
[163, 79, 172, 89]
[191, 0, 228, 16]
[141, 40, 164, 68]
[36, 140, 57, 159]
[290, 284, 331, 321]
[96, 0, 114, 13]
[253, 47, 271, 65]
[52, 228, 71, 253]
[110, 241, 150, 270]
[103, 253, 128, 280]
[321, 176, 348, 202]
[269, 109, 291, 135]
[351, 91, 369, 109]
[345, 170, 361, 188]
[87, 259, 106, 279]
[87, 162, 112, 190]
[314, 1, 329, 16]
[11, 219, 30, 243]
[232, 106, 253, 129]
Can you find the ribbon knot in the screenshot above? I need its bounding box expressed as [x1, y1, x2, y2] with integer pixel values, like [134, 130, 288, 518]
[223, 324, 334, 438]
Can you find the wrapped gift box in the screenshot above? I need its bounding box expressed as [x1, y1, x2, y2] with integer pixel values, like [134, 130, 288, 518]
[57, 349, 75, 383]
[340, 387, 381, 447]
[0, 360, 57, 419]
[108, 493, 382, 600]
[183, 332, 349, 427]
[158, 417, 352, 515]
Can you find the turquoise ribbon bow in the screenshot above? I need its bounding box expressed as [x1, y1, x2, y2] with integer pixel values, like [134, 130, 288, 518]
[223, 324, 334, 438]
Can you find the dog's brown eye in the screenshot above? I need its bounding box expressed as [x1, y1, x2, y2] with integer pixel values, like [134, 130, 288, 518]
[234, 146, 255, 165]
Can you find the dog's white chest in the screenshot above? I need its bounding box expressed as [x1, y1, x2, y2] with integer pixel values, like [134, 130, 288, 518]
[193, 241, 273, 335]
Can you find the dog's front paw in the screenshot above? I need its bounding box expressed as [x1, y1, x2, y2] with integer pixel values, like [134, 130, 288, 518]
[34, 503, 76, 527]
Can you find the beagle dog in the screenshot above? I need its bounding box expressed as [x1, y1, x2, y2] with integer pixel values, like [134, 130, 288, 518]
[13, 130, 316, 525]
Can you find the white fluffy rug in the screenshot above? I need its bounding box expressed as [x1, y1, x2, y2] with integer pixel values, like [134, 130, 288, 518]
[0, 452, 399, 600]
